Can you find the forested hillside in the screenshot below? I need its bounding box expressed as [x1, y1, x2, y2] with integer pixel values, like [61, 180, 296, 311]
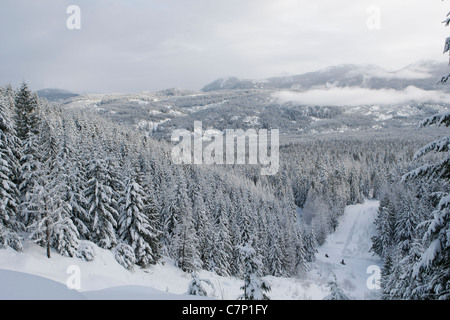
[2, 82, 445, 290]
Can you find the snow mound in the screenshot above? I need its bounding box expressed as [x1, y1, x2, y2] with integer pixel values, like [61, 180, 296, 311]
[0, 269, 85, 300]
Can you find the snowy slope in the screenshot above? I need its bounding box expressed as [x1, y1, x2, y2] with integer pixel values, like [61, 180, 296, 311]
[0, 201, 382, 300]
[311, 200, 382, 299]
[0, 243, 324, 300]
[0, 244, 208, 299]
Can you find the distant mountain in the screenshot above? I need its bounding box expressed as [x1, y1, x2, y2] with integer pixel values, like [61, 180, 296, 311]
[37, 88, 79, 101]
[201, 60, 449, 92]
[50, 60, 449, 139]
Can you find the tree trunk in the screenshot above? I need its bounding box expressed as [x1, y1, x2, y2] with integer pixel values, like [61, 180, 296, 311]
[181, 227, 186, 271]
[45, 201, 51, 259]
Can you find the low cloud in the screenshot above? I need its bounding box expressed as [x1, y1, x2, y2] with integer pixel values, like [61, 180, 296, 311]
[348, 67, 432, 80]
[273, 86, 450, 106]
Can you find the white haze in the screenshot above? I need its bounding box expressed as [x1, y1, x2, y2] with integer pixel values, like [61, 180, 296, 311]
[273, 86, 450, 107]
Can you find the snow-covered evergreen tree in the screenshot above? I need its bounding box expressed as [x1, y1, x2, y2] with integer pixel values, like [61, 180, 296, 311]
[187, 272, 213, 296]
[192, 181, 213, 270]
[238, 238, 271, 300]
[114, 242, 136, 270]
[27, 118, 80, 258]
[302, 226, 317, 263]
[15, 82, 39, 141]
[402, 111, 450, 299]
[0, 95, 22, 250]
[85, 159, 118, 249]
[323, 274, 349, 300]
[118, 175, 160, 267]
[208, 194, 233, 276]
[371, 196, 396, 258]
[173, 209, 201, 272]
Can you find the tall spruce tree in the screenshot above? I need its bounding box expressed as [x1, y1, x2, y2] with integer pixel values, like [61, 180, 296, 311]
[118, 175, 160, 267]
[15, 82, 38, 141]
[0, 95, 22, 250]
[85, 159, 118, 249]
[238, 237, 271, 300]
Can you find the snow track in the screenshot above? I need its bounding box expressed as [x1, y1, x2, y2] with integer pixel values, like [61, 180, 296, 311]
[312, 200, 382, 299]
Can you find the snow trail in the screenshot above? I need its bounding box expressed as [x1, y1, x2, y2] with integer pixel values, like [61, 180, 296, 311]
[312, 199, 382, 299]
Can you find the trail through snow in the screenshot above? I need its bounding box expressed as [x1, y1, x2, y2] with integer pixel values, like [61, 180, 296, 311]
[311, 199, 382, 299]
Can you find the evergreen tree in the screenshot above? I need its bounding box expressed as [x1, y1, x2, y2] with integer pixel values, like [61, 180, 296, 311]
[302, 226, 317, 263]
[403, 111, 449, 299]
[118, 175, 160, 267]
[84, 159, 118, 249]
[371, 196, 396, 258]
[192, 182, 213, 269]
[59, 117, 90, 240]
[15, 82, 39, 141]
[187, 272, 213, 296]
[238, 238, 271, 300]
[208, 194, 233, 276]
[267, 230, 285, 277]
[27, 119, 80, 258]
[0, 96, 22, 250]
[323, 274, 349, 300]
[173, 208, 201, 272]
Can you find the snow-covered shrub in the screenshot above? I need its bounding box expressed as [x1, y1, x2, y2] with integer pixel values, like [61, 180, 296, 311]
[114, 243, 136, 270]
[77, 240, 96, 262]
[0, 226, 23, 251]
[187, 272, 213, 296]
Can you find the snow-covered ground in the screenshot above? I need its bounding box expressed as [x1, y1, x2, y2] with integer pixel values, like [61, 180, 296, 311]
[0, 200, 381, 300]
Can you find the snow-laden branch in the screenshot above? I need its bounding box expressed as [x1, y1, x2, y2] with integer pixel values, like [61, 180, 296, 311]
[413, 136, 450, 160]
[444, 37, 450, 54]
[402, 156, 450, 182]
[419, 112, 450, 128]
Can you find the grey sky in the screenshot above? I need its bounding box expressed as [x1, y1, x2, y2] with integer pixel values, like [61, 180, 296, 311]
[0, 0, 448, 93]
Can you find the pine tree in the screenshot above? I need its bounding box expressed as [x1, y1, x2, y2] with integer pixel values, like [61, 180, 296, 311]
[118, 175, 160, 267]
[173, 209, 201, 273]
[114, 242, 136, 270]
[136, 159, 162, 264]
[323, 274, 349, 300]
[403, 111, 449, 299]
[27, 119, 80, 258]
[59, 117, 90, 240]
[18, 131, 40, 225]
[192, 182, 213, 270]
[302, 226, 317, 263]
[0, 95, 22, 250]
[143, 185, 162, 264]
[16, 84, 41, 226]
[187, 272, 213, 296]
[84, 159, 118, 249]
[15, 82, 39, 141]
[208, 194, 233, 276]
[371, 196, 396, 258]
[381, 250, 394, 299]
[238, 238, 271, 300]
[267, 230, 285, 277]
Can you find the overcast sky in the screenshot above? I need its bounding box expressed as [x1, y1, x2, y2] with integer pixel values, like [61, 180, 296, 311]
[0, 0, 448, 93]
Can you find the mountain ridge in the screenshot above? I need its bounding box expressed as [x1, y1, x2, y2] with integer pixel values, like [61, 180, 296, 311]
[201, 60, 449, 92]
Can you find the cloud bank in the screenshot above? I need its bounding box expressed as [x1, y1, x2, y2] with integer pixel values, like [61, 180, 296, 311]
[273, 86, 450, 106]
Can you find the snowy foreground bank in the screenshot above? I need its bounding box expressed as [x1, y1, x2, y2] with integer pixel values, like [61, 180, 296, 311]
[0, 200, 381, 300]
